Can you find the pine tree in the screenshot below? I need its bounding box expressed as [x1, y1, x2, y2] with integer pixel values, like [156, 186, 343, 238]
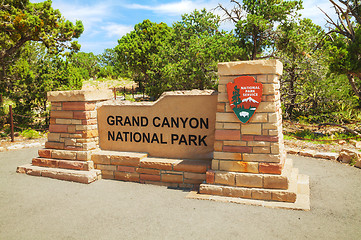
[232, 85, 242, 108]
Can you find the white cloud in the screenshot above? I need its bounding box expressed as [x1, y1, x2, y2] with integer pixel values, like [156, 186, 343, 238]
[101, 23, 134, 38]
[126, 0, 221, 16]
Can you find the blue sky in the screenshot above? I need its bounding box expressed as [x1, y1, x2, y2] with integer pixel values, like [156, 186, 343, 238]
[31, 0, 337, 55]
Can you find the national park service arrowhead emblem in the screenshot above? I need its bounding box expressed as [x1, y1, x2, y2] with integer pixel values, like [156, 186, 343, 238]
[226, 76, 263, 124]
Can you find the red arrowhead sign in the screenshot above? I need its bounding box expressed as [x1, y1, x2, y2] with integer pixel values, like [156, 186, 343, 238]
[226, 76, 263, 124]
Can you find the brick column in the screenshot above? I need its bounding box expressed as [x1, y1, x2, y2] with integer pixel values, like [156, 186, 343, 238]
[199, 60, 308, 204]
[17, 90, 113, 183]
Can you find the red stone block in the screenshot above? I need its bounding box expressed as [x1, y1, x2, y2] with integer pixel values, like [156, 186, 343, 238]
[58, 160, 86, 170]
[241, 135, 255, 141]
[206, 170, 215, 184]
[254, 136, 279, 142]
[223, 145, 252, 153]
[49, 124, 68, 133]
[32, 158, 58, 168]
[259, 163, 283, 175]
[82, 119, 97, 125]
[73, 111, 95, 120]
[117, 166, 136, 172]
[140, 174, 161, 181]
[215, 130, 240, 141]
[38, 149, 52, 158]
[62, 102, 96, 111]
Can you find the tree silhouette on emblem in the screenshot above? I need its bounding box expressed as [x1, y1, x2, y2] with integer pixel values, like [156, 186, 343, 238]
[232, 85, 242, 108]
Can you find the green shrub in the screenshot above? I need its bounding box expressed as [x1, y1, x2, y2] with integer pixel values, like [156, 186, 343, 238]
[21, 129, 41, 139]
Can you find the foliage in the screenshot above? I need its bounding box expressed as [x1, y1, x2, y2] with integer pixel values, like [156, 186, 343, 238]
[167, 9, 243, 91]
[0, 0, 83, 92]
[115, 9, 243, 98]
[20, 128, 41, 139]
[321, 0, 361, 104]
[97, 48, 124, 79]
[67, 52, 100, 80]
[115, 19, 173, 98]
[218, 0, 302, 59]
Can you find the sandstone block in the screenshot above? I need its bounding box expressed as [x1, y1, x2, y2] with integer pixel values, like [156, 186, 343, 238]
[211, 160, 219, 170]
[217, 102, 225, 112]
[32, 158, 58, 168]
[243, 153, 280, 163]
[215, 129, 240, 141]
[214, 172, 235, 186]
[51, 150, 77, 160]
[254, 136, 279, 142]
[241, 135, 255, 141]
[136, 168, 160, 175]
[223, 145, 252, 153]
[140, 158, 174, 170]
[206, 170, 215, 184]
[173, 160, 209, 173]
[96, 164, 116, 171]
[222, 186, 252, 198]
[235, 173, 263, 188]
[248, 113, 268, 123]
[114, 172, 139, 182]
[62, 102, 96, 111]
[216, 112, 239, 123]
[101, 170, 115, 179]
[214, 152, 242, 160]
[58, 160, 88, 170]
[223, 141, 247, 146]
[253, 146, 271, 154]
[247, 141, 270, 147]
[263, 83, 280, 95]
[252, 189, 272, 200]
[259, 162, 283, 175]
[47, 133, 61, 142]
[92, 154, 111, 164]
[162, 174, 183, 183]
[264, 175, 288, 189]
[257, 102, 277, 113]
[223, 122, 241, 130]
[140, 174, 161, 181]
[38, 149, 52, 158]
[117, 166, 136, 172]
[199, 184, 223, 196]
[271, 192, 296, 203]
[50, 111, 73, 119]
[49, 124, 68, 133]
[47, 89, 113, 102]
[76, 151, 92, 161]
[218, 60, 283, 76]
[214, 141, 223, 152]
[110, 155, 141, 167]
[45, 141, 65, 150]
[73, 111, 97, 120]
[219, 161, 259, 173]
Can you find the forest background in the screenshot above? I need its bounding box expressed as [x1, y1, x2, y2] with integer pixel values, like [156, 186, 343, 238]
[1, 0, 361, 139]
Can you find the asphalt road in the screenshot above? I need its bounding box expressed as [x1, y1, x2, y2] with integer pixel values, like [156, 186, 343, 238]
[0, 147, 360, 240]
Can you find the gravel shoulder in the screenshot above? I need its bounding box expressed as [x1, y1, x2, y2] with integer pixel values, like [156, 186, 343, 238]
[1, 147, 361, 240]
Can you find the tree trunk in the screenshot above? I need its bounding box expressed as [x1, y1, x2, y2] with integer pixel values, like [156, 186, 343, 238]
[347, 73, 361, 106]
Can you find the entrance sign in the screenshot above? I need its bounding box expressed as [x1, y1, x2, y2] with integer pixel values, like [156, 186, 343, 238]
[97, 90, 217, 160]
[226, 76, 263, 124]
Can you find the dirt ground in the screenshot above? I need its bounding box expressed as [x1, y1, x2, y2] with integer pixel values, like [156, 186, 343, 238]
[0, 147, 360, 240]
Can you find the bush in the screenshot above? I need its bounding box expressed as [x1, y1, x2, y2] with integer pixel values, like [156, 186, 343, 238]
[20, 129, 41, 139]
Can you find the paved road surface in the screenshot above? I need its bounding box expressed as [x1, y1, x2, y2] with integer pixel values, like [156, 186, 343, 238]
[0, 148, 360, 240]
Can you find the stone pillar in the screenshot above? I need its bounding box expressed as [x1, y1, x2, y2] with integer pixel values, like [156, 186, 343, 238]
[198, 60, 309, 207]
[17, 90, 113, 183]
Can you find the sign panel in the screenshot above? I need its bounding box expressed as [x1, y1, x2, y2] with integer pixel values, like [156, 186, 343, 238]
[226, 76, 263, 124]
[97, 91, 217, 160]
